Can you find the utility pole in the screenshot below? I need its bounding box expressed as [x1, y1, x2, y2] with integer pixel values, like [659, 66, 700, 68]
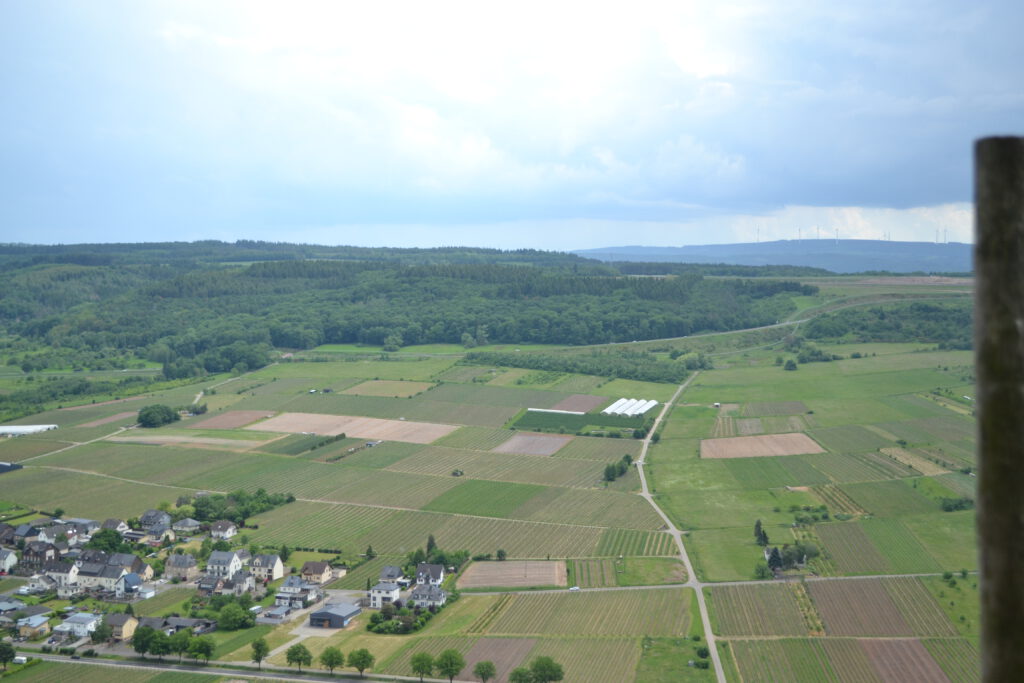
[974, 136, 1024, 681]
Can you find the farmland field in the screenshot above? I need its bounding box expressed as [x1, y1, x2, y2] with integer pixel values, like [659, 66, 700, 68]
[923, 638, 982, 683]
[860, 518, 941, 573]
[384, 445, 607, 488]
[708, 583, 810, 636]
[730, 639, 835, 683]
[816, 522, 891, 574]
[700, 432, 825, 458]
[342, 379, 434, 397]
[2, 663, 214, 682]
[860, 639, 949, 683]
[457, 560, 566, 588]
[841, 480, 937, 517]
[808, 579, 912, 636]
[492, 431, 573, 455]
[433, 426, 515, 450]
[486, 588, 690, 636]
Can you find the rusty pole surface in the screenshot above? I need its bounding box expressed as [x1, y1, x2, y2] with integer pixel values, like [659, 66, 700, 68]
[974, 136, 1024, 681]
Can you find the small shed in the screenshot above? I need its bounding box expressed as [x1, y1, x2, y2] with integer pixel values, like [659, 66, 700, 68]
[309, 602, 361, 629]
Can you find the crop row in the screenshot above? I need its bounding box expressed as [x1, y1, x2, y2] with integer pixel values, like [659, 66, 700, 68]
[487, 588, 689, 637]
[709, 583, 809, 636]
[731, 639, 835, 683]
[596, 528, 676, 556]
[386, 445, 606, 488]
[573, 559, 616, 588]
[250, 502, 606, 558]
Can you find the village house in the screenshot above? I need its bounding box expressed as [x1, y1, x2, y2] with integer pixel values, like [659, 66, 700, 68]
[410, 583, 447, 609]
[369, 581, 400, 609]
[105, 612, 137, 641]
[75, 562, 125, 592]
[138, 509, 171, 531]
[114, 573, 144, 598]
[275, 574, 323, 609]
[206, 550, 241, 578]
[18, 614, 50, 639]
[209, 520, 238, 540]
[379, 565, 405, 584]
[0, 548, 18, 573]
[250, 554, 283, 582]
[14, 523, 41, 545]
[219, 570, 255, 596]
[101, 518, 129, 534]
[300, 560, 333, 585]
[54, 612, 101, 640]
[108, 552, 153, 580]
[416, 563, 445, 586]
[21, 541, 58, 571]
[165, 553, 199, 581]
[26, 573, 56, 594]
[42, 561, 80, 597]
[171, 518, 201, 535]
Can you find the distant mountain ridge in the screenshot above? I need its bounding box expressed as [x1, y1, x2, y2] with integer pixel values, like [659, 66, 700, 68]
[573, 239, 972, 274]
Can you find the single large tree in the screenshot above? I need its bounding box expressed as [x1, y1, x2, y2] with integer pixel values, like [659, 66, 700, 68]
[319, 646, 345, 674]
[530, 655, 565, 683]
[436, 648, 466, 683]
[0, 642, 15, 670]
[410, 652, 434, 682]
[250, 637, 270, 670]
[508, 667, 532, 683]
[347, 648, 376, 677]
[169, 628, 192, 663]
[188, 636, 214, 663]
[148, 631, 171, 661]
[286, 643, 313, 672]
[138, 404, 179, 428]
[132, 625, 156, 658]
[90, 621, 113, 644]
[474, 659, 497, 682]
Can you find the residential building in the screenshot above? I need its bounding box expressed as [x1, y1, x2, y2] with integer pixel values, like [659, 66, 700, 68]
[309, 602, 361, 628]
[250, 554, 283, 582]
[139, 509, 171, 531]
[369, 581, 400, 609]
[275, 575, 322, 609]
[22, 541, 58, 571]
[171, 518, 201, 534]
[54, 612, 101, 639]
[300, 560, 333, 585]
[220, 570, 255, 596]
[416, 563, 445, 586]
[18, 614, 50, 638]
[165, 553, 199, 581]
[101, 519, 129, 534]
[0, 548, 18, 573]
[206, 551, 241, 578]
[42, 561, 80, 597]
[75, 562, 125, 591]
[114, 573, 143, 598]
[209, 520, 237, 540]
[410, 583, 447, 609]
[379, 565, 404, 583]
[105, 612, 137, 641]
[108, 553, 153, 580]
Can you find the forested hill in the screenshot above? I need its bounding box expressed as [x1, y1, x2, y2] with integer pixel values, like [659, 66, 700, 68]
[575, 239, 972, 274]
[0, 242, 815, 381]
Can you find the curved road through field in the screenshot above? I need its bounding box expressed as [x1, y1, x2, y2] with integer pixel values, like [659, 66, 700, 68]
[633, 370, 727, 683]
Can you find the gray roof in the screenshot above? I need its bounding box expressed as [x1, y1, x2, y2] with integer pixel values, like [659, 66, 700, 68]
[252, 554, 280, 567]
[313, 602, 361, 619]
[167, 553, 197, 568]
[63, 612, 100, 625]
[411, 584, 446, 600]
[207, 551, 237, 566]
[416, 563, 444, 580]
[379, 565, 404, 580]
[210, 520, 236, 532]
[372, 581, 400, 591]
[105, 613, 136, 627]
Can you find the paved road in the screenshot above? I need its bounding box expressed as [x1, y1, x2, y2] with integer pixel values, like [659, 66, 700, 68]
[632, 370, 728, 683]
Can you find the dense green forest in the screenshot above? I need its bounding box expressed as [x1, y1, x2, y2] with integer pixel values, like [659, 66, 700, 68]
[0, 242, 829, 420]
[802, 300, 972, 348]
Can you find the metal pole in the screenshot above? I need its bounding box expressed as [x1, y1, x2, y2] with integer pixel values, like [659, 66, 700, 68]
[974, 136, 1024, 681]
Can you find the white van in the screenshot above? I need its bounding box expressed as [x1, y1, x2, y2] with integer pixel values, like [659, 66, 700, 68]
[13, 656, 27, 665]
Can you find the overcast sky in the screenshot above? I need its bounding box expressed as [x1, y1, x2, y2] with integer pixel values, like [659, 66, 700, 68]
[2, 1, 1021, 249]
